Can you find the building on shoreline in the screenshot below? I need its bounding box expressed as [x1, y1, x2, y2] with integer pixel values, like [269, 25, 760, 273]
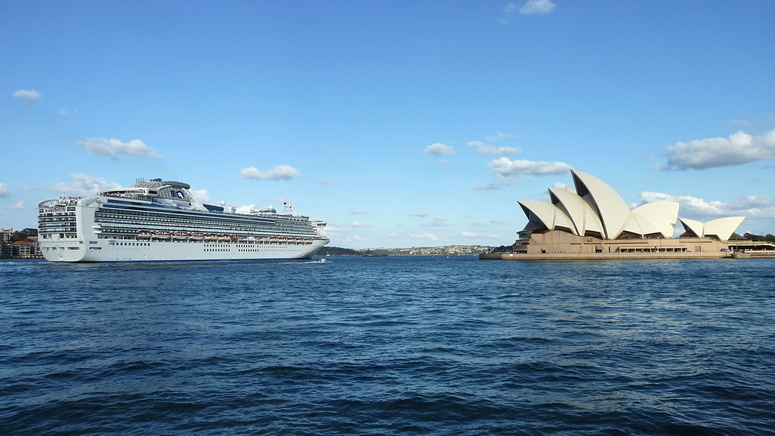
[483, 170, 752, 260]
[0, 228, 43, 259]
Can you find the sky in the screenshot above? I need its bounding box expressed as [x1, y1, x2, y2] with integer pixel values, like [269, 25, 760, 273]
[2, 0, 774, 248]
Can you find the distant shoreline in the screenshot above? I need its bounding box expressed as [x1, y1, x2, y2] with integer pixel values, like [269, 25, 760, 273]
[317, 245, 490, 256]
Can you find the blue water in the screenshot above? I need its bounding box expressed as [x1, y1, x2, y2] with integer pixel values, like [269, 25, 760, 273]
[1, 256, 774, 434]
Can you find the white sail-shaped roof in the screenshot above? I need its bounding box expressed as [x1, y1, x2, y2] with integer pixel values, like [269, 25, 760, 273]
[679, 218, 706, 237]
[517, 170, 744, 242]
[549, 188, 604, 237]
[570, 170, 631, 239]
[704, 217, 745, 241]
[518, 200, 576, 234]
[622, 213, 662, 237]
[680, 217, 744, 241]
[630, 201, 679, 238]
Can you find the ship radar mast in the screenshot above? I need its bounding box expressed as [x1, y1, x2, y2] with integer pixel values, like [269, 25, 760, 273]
[284, 202, 297, 216]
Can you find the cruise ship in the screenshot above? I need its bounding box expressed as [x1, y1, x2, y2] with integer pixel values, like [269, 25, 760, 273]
[37, 178, 329, 262]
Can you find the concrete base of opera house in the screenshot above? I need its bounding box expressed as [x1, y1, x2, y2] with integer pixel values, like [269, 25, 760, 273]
[479, 251, 732, 260]
[479, 230, 775, 260]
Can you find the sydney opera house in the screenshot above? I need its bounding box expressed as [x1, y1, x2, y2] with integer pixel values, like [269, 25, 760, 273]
[485, 170, 747, 259]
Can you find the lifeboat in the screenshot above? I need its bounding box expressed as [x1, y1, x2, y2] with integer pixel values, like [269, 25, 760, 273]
[173, 232, 189, 240]
[204, 234, 218, 241]
[137, 231, 152, 239]
[230, 235, 238, 241]
[154, 232, 171, 240]
[190, 234, 204, 241]
[218, 235, 230, 241]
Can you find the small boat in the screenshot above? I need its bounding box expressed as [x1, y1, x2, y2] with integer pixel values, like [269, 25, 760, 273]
[173, 232, 189, 240]
[190, 234, 204, 241]
[137, 231, 152, 239]
[154, 232, 171, 240]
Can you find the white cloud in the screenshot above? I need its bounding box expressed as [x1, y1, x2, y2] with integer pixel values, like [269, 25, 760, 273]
[520, 0, 556, 15]
[409, 212, 428, 217]
[453, 231, 501, 238]
[408, 232, 439, 241]
[486, 132, 512, 142]
[473, 183, 500, 191]
[723, 119, 751, 127]
[190, 189, 211, 204]
[58, 107, 78, 115]
[78, 138, 162, 158]
[424, 143, 455, 155]
[8, 200, 24, 210]
[12, 89, 42, 102]
[468, 141, 522, 156]
[350, 221, 370, 227]
[640, 191, 775, 220]
[662, 129, 775, 170]
[0, 183, 9, 197]
[317, 222, 343, 240]
[487, 158, 572, 184]
[350, 210, 366, 214]
[330, 148, 342, 154]
[318, 178, 334, 185]
[491, 219, 508, 224]
[240, 165, 302, 180]
[51, 173, 123, 197]
[422, 217, 448, 228]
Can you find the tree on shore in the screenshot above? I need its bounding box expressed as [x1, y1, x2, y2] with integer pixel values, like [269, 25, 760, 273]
[744, 232, 775, 243]
[11, 228, 38, 242]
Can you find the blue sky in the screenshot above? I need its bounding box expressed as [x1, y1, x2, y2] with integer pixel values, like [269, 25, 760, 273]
[2, 0, 774, 247]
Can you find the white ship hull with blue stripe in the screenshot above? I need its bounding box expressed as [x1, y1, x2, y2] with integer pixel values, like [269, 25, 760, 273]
[37, 179, 329, 263]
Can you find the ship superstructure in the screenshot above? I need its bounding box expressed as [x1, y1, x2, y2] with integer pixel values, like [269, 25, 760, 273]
[37, 178, 328, 262]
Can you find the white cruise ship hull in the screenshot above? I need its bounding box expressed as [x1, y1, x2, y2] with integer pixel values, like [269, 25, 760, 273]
[38, 179, 329, 263]
[41, 237, 327, 263]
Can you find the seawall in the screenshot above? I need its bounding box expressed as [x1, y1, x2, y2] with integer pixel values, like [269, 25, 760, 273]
[479, 251, 731, 261]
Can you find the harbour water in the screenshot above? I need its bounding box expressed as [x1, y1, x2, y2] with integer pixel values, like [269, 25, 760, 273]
[2, 256, 774, 434]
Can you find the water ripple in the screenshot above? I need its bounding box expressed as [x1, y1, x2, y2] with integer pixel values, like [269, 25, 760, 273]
[1, 257, 774, 434]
